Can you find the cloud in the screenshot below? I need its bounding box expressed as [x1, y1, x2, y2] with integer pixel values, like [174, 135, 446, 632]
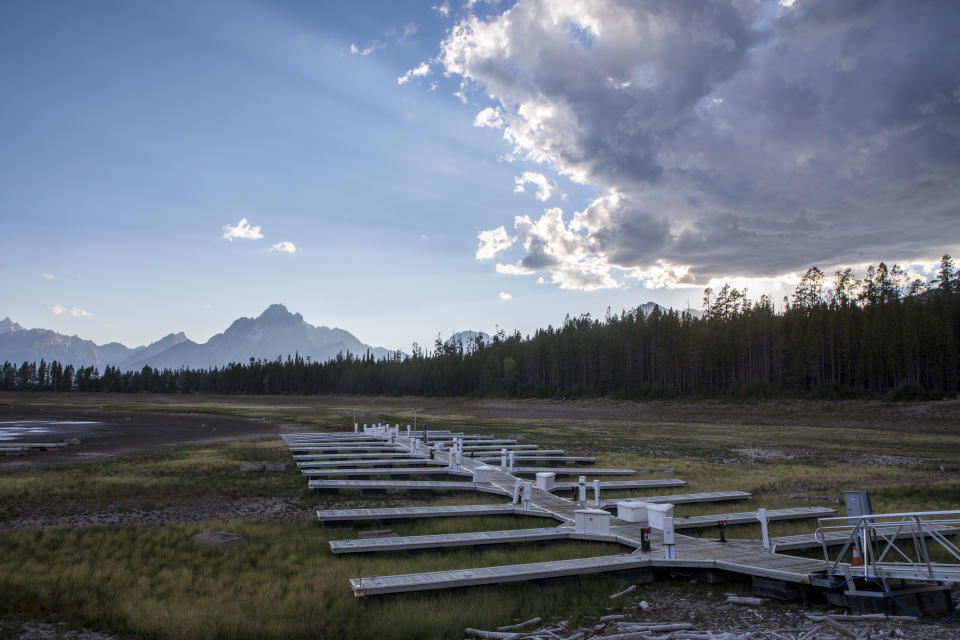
[42, 273, 55, 280]
[498, 291, 512, 300]
[435, 0, 960, 288]
[473, 106, 504, 128]
[399, 23, 418, 44]
[513, 171, 554, 201]
[222, 218, 264, 241]
[51, 304, 92, 317]
[433, 2, 450, 16]
[350, 42, 383, 56]
[270, 241, 296, 254]
[398, 61, 430, 85]
[475, 225, 514, 259]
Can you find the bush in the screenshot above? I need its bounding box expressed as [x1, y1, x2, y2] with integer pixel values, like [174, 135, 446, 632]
[886, 380, 929, 402]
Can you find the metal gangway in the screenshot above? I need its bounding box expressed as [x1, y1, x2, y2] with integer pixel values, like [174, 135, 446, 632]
[816, 510, 960, 582]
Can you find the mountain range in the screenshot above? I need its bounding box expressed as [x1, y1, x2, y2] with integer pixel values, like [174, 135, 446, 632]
[0, 301, 698, 372]
[0, 305, 397, 371]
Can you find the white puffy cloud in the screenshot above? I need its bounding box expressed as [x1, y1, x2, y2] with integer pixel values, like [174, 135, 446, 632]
[435, 0, 960, 288]
[270, 241, 297, 254]
[397, 61, 430, 85]
[222, 218, 263, 241]
[475, 225, 514, 259]
[432, 2, 450, 16]
[472, 106, 504, 128]
[42, 273, 54, 280]
[51, 304, 92, 317]
[498, 291, 512, 300]
[513, 171, 554, 201]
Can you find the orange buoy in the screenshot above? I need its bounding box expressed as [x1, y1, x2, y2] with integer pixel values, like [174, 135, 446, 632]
[852, 546, 863, 567]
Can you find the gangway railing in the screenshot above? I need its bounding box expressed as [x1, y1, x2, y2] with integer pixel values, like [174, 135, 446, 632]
[816, 510, 960, 582]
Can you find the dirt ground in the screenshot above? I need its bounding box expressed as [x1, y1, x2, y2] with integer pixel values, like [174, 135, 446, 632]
[0, 401, 313, 470]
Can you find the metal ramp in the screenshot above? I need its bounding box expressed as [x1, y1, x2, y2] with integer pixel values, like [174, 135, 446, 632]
[816, 510, 960, 582]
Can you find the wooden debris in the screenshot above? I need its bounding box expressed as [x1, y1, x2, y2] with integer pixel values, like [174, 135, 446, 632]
[726, 596, 765, 606]
[496, 617, 542, 632]
[822, 616, 857, 639]
[464, 628, 519, 639]
[608, 585, 637, 600]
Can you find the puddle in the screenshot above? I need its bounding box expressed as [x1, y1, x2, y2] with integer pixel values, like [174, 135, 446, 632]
[0, 421, 103, 441]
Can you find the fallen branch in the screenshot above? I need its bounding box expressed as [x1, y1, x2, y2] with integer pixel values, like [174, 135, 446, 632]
[725, 596, 764, 606]
[609, 585, 637, 600]
[497, 617, 542, 632]
[464, 628, 520, 640]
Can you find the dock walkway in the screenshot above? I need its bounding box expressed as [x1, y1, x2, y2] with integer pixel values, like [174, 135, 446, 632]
[291, 429, 845, 598]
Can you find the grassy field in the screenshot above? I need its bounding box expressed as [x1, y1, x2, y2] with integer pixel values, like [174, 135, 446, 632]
[0, 394, 958, 638]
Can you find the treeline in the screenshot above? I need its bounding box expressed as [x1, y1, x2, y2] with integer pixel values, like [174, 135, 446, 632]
[3, 255, 960, 400]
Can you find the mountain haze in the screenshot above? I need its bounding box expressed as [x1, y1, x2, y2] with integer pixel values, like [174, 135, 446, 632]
[0, 306, 397, 371]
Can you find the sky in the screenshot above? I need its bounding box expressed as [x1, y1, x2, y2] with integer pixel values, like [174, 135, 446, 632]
[1, 0, 958, 352]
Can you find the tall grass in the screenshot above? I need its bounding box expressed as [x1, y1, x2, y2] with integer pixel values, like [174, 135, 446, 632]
[0, 521, 630, 640]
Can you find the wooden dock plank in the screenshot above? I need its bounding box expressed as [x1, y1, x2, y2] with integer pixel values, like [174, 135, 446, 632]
[599, 491, 751, 508]
[302, 467, 473, 478]
[512, 467, 634, 476]
[674, 507, 836, 530]
[331, 527, 570, 554]
[317, 503, 521, 523]
[294, 453, 427, 461]
[308, 479, 509, 495]
[349, 554, 654, 596]
[477, 456, 597, 464]
[297, 459, 446, 469]
[553, 479, 687, 491]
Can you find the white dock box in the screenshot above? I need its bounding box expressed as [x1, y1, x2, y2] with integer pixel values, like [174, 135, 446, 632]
[616, 500, 649, 523]
[472, 466, 494, 483]
[575, 508, 611, 536]
[535, 472, 556, 491]
[646, 503, 674, 531]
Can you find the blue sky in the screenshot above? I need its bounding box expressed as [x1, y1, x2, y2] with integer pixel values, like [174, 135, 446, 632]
[2, 1, 957, 352]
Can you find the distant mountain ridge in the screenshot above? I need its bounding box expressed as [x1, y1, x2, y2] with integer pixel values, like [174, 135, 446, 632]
[446, 330, 491, 353]
[0, 306, 396, 371]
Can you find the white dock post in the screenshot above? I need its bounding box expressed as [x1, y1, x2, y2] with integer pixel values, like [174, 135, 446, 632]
[448, 449, 456, 470]
[354, 422, 358, 434]
[593, 479, 601, 507]
[512, 479, 523, 504]
[406, 425, 411, 438]
[522, 482, 532, 511]
[363, 423, 368, 433]
[500, 448, 508, 468]
[455, 449, 462, 471]
[578, 475, 587, 503]
[757, 508, 771, 550]
[508, 451, 516, 471]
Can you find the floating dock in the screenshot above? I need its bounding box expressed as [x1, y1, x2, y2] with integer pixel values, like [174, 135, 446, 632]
[478, 456, 596, 465]
[331, 526, 571, 554]
[302, 467, 473, 478]
[316, 503, 524, 523]
[553, 479, 687, 491]
[599, 490, 751, 508]
[297, 458, 445, 468]
[288, 425, 855, 599]
[308, 479, 510, 495]
[673, 507, 836, 530]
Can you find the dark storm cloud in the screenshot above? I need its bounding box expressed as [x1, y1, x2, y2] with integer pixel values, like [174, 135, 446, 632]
[441, 0, 960, 287]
